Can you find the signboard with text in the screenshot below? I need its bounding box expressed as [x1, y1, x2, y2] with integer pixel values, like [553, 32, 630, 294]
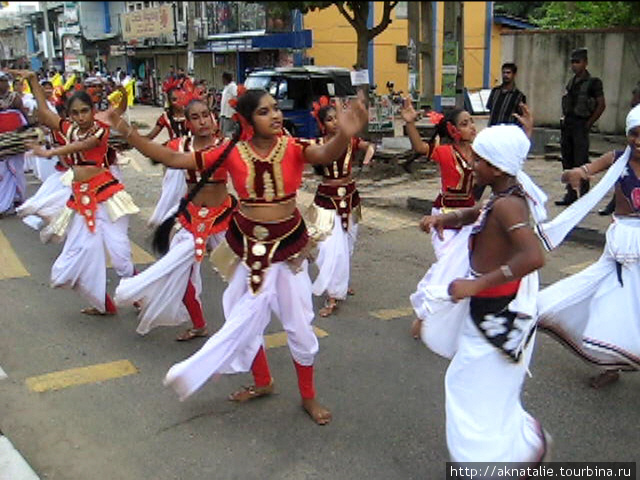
[122, 5, 174, 41]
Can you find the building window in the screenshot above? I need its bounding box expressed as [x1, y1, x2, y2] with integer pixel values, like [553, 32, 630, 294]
[144, 1, 150, 8]
[395, 1, 408, 19]
[129, 4, 135, 11]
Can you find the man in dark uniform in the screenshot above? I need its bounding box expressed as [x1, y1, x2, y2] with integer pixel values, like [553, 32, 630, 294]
[556, 48, 606, 206]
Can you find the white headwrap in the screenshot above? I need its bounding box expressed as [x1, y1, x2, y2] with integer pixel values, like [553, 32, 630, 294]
[472, 125, 548, 224]
[537, 106, 640, 251]
[626, 104, 640, 135]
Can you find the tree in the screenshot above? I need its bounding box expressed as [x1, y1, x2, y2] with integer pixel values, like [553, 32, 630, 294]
[534, 2, 640, 29]
[264, 2, 399, 72]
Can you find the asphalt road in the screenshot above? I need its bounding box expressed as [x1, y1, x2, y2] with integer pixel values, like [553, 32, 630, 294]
[1, 106, 638, 480]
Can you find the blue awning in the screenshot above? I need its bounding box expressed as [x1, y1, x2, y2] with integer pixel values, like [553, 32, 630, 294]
[251, 30, 312, 50]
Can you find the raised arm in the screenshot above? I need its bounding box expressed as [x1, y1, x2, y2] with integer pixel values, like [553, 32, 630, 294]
[9, 69, 61, 130]
[400, 97, 430, 156]
[561, 150, 616, 194]
[104, 108, 197, 169]
[304, 95, 369, 165]
[31, 136, 99, 160]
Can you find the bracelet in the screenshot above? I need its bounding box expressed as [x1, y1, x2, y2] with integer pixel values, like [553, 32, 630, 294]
[500, 264, 514, 280]
[452, 210, 463, 226]
[581, 164, 590, 176]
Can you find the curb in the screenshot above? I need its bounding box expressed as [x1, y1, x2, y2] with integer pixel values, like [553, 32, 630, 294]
[0, 433, 40, 480]
[404, 196, 605, 248]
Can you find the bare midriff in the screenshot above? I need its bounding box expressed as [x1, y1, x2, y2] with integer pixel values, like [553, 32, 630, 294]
[71, 165, 108, 183]
[321, 173, 352, 186]
[239, 196, 297, 222]
[192, 182, 229, 207]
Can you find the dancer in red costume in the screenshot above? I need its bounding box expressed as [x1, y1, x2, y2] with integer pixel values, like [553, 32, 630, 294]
[306, 97, 375, 316]
[13, 68, 139, 315]
[115, 95, 234, 341]
[105, 88, 368, 424]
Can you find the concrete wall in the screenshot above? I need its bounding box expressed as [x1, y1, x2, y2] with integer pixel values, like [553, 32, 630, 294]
[501, 28, 640, 134]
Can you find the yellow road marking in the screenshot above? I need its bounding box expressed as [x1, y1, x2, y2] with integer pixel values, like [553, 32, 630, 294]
[370, 306, 414, 321]
[0, 229, 29, 280]
[25, 360, 138, 393]
[265, 327, 328, 350]
[561, 260, 594, 276]
[106, 241, 155, 268]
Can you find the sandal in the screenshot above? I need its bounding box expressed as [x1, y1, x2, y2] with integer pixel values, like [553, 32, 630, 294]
[228, 380, 274, 403]
[590, 370, 620, 389]
[318, 298, 338, 317]
[347, 287, 355, 296]
[176, 327, 209, 342]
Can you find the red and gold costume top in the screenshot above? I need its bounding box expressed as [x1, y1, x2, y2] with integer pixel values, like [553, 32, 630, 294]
[203, 135, 312, 202]
[431, 144, 475, 209]
[316, 136, 361, 180]
[166, 136, 228, 184]
[57, 118, 109, 167]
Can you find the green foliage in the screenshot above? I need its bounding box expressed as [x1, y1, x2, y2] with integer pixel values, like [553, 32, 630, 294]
[535, 2, 640, 29]
[493, 2, 545, 22]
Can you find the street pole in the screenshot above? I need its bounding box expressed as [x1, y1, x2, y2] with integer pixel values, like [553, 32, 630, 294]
[39, 1, 52, 71]
[441, 1, 464, 112]
[186, 0, 195, 76]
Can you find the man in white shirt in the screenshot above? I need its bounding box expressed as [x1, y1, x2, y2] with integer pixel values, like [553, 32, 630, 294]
[219, 72, 237, 138]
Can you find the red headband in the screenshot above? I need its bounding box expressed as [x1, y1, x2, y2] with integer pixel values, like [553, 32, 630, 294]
[311, 96, 335, 132]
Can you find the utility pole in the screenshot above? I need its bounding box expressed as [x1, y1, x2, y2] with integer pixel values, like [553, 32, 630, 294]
[186, 0, 195, 76]
[441, 1, 464, 112]
[39, 1, 52, 70]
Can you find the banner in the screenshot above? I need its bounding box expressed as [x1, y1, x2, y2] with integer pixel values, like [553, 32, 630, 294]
[122, 5, 174, 41]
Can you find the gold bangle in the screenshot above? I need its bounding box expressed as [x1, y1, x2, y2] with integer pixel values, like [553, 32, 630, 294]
[581, 164, 590, 176]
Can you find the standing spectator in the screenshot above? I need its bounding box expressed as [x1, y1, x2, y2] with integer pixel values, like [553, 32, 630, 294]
[555, 48, 606, 206]
[165, 65, 176, 82]
[219, 72, 237, 138]
[486, 62, 526, 127]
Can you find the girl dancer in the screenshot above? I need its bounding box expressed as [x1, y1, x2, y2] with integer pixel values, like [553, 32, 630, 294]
[307, 97, 375, 316]
[105, 88, 368, 424]
[16, 69, 139, 315]
[537, 105, 640, 389]
[399, 100, 479, 346]
[115, 96, 233, 341]
[146, 85, 190, 228]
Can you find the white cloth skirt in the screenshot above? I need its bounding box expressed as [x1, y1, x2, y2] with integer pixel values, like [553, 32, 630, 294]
[17, 169, 72, 230]
[538, 215, 640, 370]
[312, 214, 358, 300]
[410, 208, 473, 358]
[445, 312, 544, 462]
[115, 228, 225, 335]
[148, 168, 187, 228]
[164, 260, 318, 401]
[50, 204, 134, 313]
[0, 154, 26, 213]
[28, 152, 58, 182]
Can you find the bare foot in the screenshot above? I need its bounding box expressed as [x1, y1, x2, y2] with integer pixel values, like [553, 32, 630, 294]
[228, 380, 274, 402]
[590, 370, 620, 389]
[81, 307, 115, 316]
[302, 398, 332, 425]
[318, 298, 338, 317]
[410, 318, 422, 339]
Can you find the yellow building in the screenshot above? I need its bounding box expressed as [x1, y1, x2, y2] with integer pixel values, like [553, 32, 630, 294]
[303, 2, 532, 109]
